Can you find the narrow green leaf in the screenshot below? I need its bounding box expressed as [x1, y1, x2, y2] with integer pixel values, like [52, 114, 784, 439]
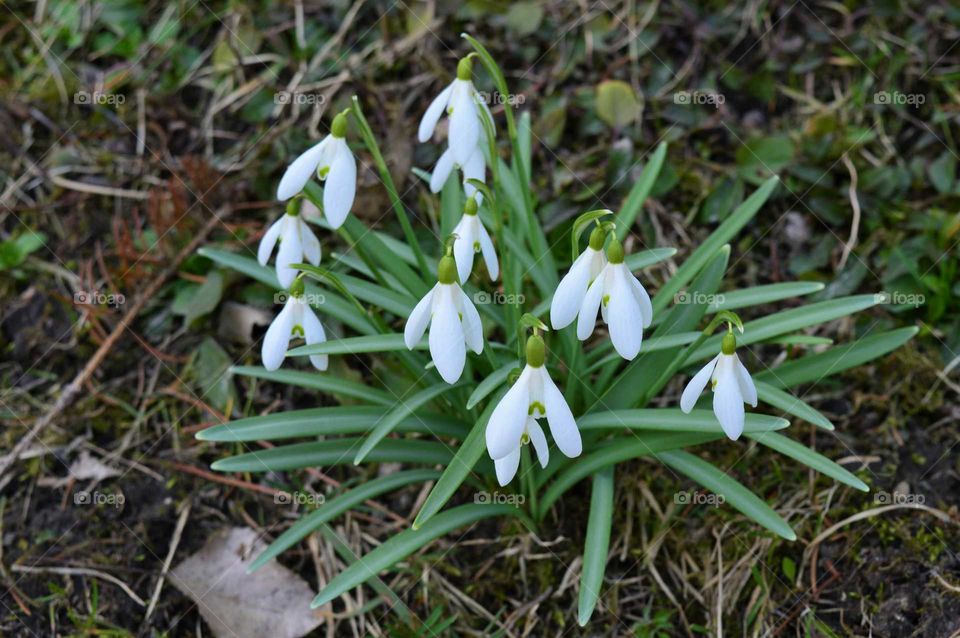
[248, 470, 440, 572]
[578, 410, 789, 434]
[230, 366, 393, 406]
[615, 142, 667, 240]
[657, 450, 796, 540]
[288, 333, 422, 357]
[578, 466, 614, 626]
[707, 282, 825, 312]
[745, 432, 868, 491]
[467, 363, 514, 410]
[754, 381, 834, 430]
[440, 172, 462, 239]
[623, 247, 677, 271]
[312, 503, 522, 607]
[210, 439, 454, 473]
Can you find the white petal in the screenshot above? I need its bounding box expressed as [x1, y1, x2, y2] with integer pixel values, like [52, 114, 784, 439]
[486, 368, 531, 460]
[275, 218, 302, 288]
[429, 148, 456, 193]
[458, 289, 483, 354]
[452, 217, 475, 284]
[713, 355, 745, 440]
[257, 216, 284, 266]
[476, 219, 499, 281]
[462, 146, 486, 200]
[299, 219, 321, 265]
[478, 97, 496, 135]
[629, 273, 654, 328]
[734, 355, 758, 407]
[418, 82, 454, 143]
[576, 268, 607, 341]
[607, 266, 643, 360]
[541, 368, 581, 457]
[322, 140, 356, 229]
[428, 285, 466, 384]
[404, 285, 436, 349]
[301, 302, 328, 371]
[277, 139, 327, 201]
[680, 355, 720, 413]
[494, 447, 521, 486]
[551, 250, 593, 330]
[527, 419, 549, 468]
[448, 81, 480, 165]
[261, 300, 296, 371]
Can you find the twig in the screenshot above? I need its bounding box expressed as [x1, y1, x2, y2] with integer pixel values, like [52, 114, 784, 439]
[0, 211, 226, 479]
[11, 565, 145, 606]
[143, 500, 191, 622]
[838, 153, 860, 271]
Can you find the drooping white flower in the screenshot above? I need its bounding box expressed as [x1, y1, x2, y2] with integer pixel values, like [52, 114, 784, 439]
[576, 238, 653, 360]
[486, 335, 582, 486]
[257, 207, 321, 288]
[418, 57, 493, 166]
[276, 112, 356, 229]
[429, 144, 487, 202]
[404, 255, 483, 384]
[679, 332, 758, 440]
[262, 281, 327, 372]
[450, 197, 498, 283]
[550, 226, 608, 330]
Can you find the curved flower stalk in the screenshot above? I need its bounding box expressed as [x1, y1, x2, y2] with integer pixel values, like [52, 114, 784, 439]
[262, 278, 327, 372]
[486, 333, 582, 486]
[404, 254, 483, 384]
[551, 225, 608, 330]
[276, 111, 356, 229]
[451, 197, 498, 283]
[680, 331, 758, 440]
[576, 237, 653, 360]
[258, 201, 321, 288]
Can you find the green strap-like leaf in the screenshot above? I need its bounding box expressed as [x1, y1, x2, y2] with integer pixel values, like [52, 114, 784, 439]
[353, 382, 465, 464]
[657, 450, 796, 540]
[466, 363, 514, 410]
[287, 333, 423, 357]
[706, 282, 825, 312]
[754, 381, 834, 430]
[577, 410, 789, 434]
[311, 503, 522, 608]
[623, 247, 678, 271]
[230, 366, 392, 406]
[744, 432, 867, 491]
[578, 466, 614, 626]
[615, 142, 667, 240]
[248, 469, 441, 573]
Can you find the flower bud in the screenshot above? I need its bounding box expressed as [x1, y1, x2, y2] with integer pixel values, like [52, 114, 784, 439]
[606, 237, 624, 264]
[289, 277, 305, 298]
[588, 225, 607, 250]
[525, 334, 546, 368]
[721, 332, 737, 355]
[331, 112, 348, 138]
[457, 56, 473, 81]
[438, 255, 459, 284]
[464, 197, 478, 216]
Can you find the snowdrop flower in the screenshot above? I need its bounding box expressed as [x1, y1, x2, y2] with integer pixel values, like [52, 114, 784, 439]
[258, 201, 321, 288]
[429, 144, 487, 202]
[486, 334, 582, 486]
[680, 332, 758, 440]
[576, 238, 653, 360]
[262, 278, 328, 372]
[551, 225, 608, 330]
[404, 255, 483, 384]
[418, 56, 492, 167]
[450, 197, 498, 283]
[276, 111, 356, 229]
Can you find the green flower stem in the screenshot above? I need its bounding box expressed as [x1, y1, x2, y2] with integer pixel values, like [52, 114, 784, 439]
[520, 445, 539, 520]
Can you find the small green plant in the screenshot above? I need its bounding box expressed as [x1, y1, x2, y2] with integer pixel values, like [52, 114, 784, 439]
[196, 34, 915, 624]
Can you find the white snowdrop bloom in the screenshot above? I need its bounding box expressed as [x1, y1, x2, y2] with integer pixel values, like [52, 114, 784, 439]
[276, 112, 356, 229]
[450, 197, 498, 283]
[404, 256, 483, 384]
[486, 335, 582, 486]
[576, 238, 653, 360]
[261, 280, 328, 372]
[550, 226, 608, 330]
[257, 206, 321, 289]
[418, 56, 493, 166]
[679, 332, 758, 441]
[429, 143, 487, 203]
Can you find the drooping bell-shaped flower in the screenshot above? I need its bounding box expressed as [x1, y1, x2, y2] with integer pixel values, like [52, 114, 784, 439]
[404, 255, 483, 384]
[418, 56, 492, 166]
[261, 278, 328, 372]
[680, 331, 758, 440]
[576, 237, 653, 360]
[451, 197, 498, 283]
[486, 334, 582, 486]
[258, 201, 321, 288]
[276, 112, 356, 229]
[551, 225, 608, 330]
